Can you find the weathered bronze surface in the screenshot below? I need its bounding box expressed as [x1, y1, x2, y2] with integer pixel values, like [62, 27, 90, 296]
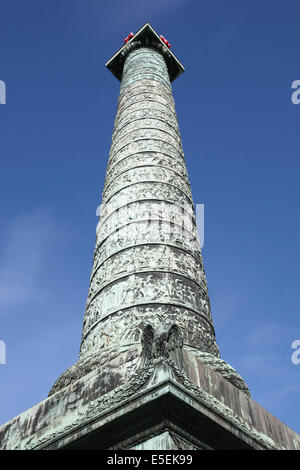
[0, 24, 298, 450]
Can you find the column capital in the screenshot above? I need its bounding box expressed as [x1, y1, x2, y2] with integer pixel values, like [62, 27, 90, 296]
[106, 23, 185, 82]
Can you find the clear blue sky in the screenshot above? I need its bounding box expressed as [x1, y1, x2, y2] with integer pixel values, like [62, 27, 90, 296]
[0, 0, 299, 435]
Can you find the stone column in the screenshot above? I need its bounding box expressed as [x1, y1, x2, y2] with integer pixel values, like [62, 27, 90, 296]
[50, 35, 249, 397]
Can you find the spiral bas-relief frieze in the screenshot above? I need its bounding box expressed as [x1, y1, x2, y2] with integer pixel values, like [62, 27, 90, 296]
[79, 304, 219, 360]
[47, 46, 253, 401]
[82, 271, 212, 339]
[121, 61, 169, 80]
[97, 182, 195, 233]
[103, 152, 189, 194]
[81, 47, 215, 354]
[101, 165, 192, 204]
[88, 244, 207, 303]
[93, 219, 203, 271]
[120, 71, 172, 92]
[50, 47, 222, 396]
[118, 68, 174, 99]
[95, 199, 198, 251]
[115, 100, 176, 137]
[120, 53, 171, 90]
[121, 63, 170, 84]
[111, 117, 181, 151]
[113, 100, 179, 133]
[120, 59, 172, 84]
[118, 61, 174, 109]
[116, 87, 175, 120]
[108, 128, 183, 167]
[120, 52, 169, 76]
